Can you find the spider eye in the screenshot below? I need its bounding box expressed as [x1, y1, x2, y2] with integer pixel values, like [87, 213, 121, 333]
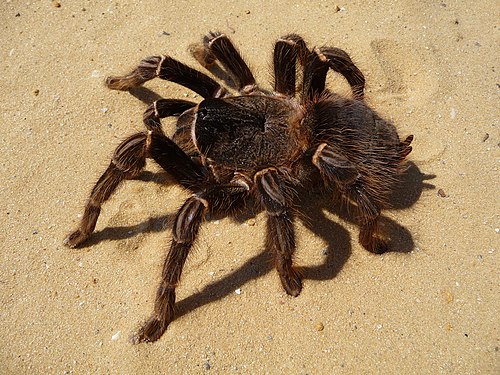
[197, 108, 208, 120]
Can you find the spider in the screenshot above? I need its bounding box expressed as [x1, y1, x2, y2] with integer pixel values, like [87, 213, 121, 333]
[64, 31, 413, 343]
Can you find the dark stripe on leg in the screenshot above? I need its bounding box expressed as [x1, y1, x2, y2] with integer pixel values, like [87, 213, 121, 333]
[273, 34, 308, 96]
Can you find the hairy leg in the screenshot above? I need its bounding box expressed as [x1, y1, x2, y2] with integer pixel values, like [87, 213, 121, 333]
[191, 31, 256, 93]
[64, 133, 147, 247]
[255, 168, 302, 296]
[302, 46, 365, 102]
[399, 135, 414, 160]
[106, 55, 227, 98]
[312, 143, 359, 186]
[134, 182, 249, 343]
[148, 131, 207, 189]
[133, 195, 207, 343]
[142, 98, 196, 132]
[316, 47, 365, 99]
[64, 132, 207, 247]
[273, 34, 309, 97]
[349, 183, 387, 254]
[142, 98, 201, 156]
[312, 143, 386, 254]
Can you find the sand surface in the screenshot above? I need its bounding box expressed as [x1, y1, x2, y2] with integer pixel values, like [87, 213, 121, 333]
[1, 1, 498, 374]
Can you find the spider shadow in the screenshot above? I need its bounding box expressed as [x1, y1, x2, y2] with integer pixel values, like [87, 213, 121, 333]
[199, 61, 238, 90]
[174, 161, 434, 320]
[389, 161, 436, 209]
[128, 87, 164, 105]
[313, 161, 436, 255]
[76, 214, 175, 248]
[70, 171, 177, 248]
[174, 194, 352, 321]
[74, 161, 433, 321]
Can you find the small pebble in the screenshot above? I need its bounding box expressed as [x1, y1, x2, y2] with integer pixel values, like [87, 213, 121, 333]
[315, 322, 324, 331]
[33, 89, 40, 96]
[246, 218, 256, 226]
[450, 108, 457, 119]
[111, 331, 121, 341]
[437, 188, 447, 197]
[234, 288, 241, 295]
[444, 291, 454, 304]
[52, 0, 61, 8]
[203, 362, 211, 370]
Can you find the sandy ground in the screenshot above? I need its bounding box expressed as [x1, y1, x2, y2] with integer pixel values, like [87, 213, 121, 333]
[1, 1, 498, 374]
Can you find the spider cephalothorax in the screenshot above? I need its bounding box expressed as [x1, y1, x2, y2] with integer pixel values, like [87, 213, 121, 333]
[65, 31, 413, 343]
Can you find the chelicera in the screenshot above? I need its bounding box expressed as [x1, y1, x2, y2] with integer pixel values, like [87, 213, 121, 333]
[65, 32, 413, 343]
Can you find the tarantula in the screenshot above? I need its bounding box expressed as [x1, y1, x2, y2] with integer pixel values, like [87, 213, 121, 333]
[64, 32, 413, 343]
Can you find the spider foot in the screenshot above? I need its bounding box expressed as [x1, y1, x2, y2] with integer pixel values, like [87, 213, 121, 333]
[279, 269, 302, 297]
[371, 240, 389, 254]
[106, 56, 161, 91]
[63, 229, 89, 248]
[131, 316, 167, 344]
[359, 234, 388, 254]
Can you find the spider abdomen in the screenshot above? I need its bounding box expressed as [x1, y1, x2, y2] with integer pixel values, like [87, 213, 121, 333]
[305, 95, 411, 206]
